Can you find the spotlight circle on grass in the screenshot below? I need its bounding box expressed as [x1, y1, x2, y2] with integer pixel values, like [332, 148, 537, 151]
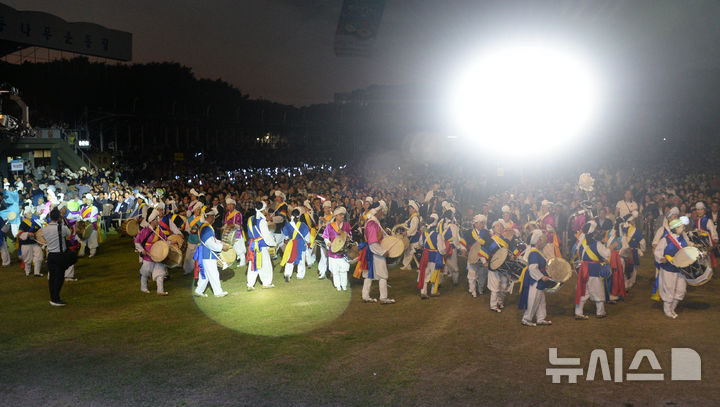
[193, 269, 352, 336]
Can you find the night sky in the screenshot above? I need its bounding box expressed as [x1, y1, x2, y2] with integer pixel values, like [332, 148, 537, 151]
[6, 0, 720, 118]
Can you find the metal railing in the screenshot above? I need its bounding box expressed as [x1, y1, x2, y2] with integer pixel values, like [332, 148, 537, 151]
[71, 142, 99, 171]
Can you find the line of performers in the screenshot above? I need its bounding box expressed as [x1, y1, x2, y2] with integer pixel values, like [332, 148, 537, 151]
[408, 200, 715, 325]
[129, 191, 400, 303]
[126, 190, 716, 323]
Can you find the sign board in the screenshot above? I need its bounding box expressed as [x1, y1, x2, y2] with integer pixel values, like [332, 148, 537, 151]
[0, 3, 132, 61]
[174, 152, 184, 161]
[10, 160, 24, 171]
[334, 0, 386, 57]
[37, 128, 63, 139]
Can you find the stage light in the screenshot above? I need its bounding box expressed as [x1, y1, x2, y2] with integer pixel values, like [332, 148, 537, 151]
[447, 39, 602, 157]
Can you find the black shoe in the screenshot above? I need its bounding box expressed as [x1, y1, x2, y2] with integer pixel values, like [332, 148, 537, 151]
[34, 274, 44, 277]
[49, 300, 66, 307]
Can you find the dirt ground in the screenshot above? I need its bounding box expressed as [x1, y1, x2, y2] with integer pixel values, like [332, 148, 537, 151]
[0, 234, 717, 406]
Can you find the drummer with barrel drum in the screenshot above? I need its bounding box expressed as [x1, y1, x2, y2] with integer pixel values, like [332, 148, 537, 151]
[321, 206, 354, 291]
[73, 193, 100, 258]
[654, 218, 714, 319]
[134, 209, 169, 296]
[222, 198, 247, 267]
[518, 230, 554, 327]
[486, 220, 521, 313]
[353, 201, 397, 304]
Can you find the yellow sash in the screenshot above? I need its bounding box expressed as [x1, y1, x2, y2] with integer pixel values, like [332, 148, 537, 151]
[225, 210, 238, 224]
[581, 239, 600, 261]
[471, 229, 490, 259]
[82, 206, 93, 219]
[189, 215, 202, 229]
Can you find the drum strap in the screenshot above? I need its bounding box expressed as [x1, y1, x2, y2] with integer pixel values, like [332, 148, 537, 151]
[666, 232, 682, 251]
[140, 227, 154, 251]
[492, 235, 508, 249]
[424, 231, 437, 251]
[281, 222, 303, 266]
[472, 229, 485, 245]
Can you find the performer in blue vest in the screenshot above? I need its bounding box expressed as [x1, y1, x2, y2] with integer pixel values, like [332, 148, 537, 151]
[653, 218, 690, 319]
[18, 207, 44, 276]
[464, 214, 491, 298]
[618, 212, 646, 291]
[281, 209, 311, 282]
[694, 202, 718, 267]
[399, 200, 422, 271]
[193, 208, 230, 297]
[438, 208, 461, 286]
[246, 201, 277, 290]
[487, 221, 518, 312]
[518, 230, 554, 326]
[574, 221, 611, 320]
[416, 214, 446, 299]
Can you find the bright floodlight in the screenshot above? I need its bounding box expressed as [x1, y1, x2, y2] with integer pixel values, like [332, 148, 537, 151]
[448, 40, 601, 156]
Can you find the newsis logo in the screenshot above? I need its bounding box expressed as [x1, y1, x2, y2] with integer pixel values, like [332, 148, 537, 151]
[547, 348, 701, 383]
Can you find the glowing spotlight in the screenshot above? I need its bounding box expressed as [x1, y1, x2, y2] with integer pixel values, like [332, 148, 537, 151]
[447, 39, 602, 157]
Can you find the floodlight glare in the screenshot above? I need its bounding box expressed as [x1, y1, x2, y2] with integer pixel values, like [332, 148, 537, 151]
[448, 40, 601, 156]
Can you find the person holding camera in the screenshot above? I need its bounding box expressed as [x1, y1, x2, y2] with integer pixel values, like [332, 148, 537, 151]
[40, 208, 73, 306]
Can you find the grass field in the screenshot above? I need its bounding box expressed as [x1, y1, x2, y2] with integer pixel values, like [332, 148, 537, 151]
[0, 232, 718, 406]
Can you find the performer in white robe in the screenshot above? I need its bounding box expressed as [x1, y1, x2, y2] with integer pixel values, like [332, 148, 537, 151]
[316, 200, 333, 279]
[246, 201, 277, 290]
[399, 200, 421, 271]
[518, 230, 553, 326]
[464, 214, 491, 298]
[74, 194, 99, 257]
[193, 208, 230, 297]
[654, 218, 691, 319]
